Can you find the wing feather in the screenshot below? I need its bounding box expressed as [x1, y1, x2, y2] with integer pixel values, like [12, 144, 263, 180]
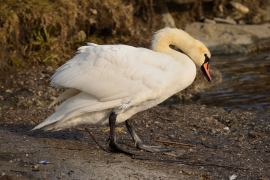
[50, 44, 178, 105]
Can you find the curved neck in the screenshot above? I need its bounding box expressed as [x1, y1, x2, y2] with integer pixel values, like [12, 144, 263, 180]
[151, 28, 196, 62]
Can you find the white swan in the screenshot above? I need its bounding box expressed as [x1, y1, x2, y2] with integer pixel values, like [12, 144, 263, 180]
[33, 27, 211, 155]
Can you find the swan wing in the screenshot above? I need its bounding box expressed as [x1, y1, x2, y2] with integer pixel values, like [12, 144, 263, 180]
[50, 44, 179, 107]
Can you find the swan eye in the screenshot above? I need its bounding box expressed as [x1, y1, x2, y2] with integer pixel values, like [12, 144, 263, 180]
[204, 54, 210, 63]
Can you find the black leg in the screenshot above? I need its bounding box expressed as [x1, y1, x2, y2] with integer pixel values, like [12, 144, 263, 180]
[108, 112, 141, 155]
[125, 119, 170, 152]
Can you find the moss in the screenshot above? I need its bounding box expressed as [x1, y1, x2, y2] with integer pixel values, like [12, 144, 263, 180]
[42, 53, 60, 67]
[9, 56, 25, 68]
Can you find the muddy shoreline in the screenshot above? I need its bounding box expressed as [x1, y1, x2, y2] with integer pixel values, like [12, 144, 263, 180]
[1, 66, 270, 179]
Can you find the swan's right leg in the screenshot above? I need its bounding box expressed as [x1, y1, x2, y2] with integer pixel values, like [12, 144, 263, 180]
[125, 119, 170, 152]
[108, 112, 141, 155]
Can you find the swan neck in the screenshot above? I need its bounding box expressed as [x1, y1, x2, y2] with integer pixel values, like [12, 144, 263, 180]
[151, 28, 195, 59]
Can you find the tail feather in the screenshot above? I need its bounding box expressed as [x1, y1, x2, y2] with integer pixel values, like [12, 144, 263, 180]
[32, 92, 121, 131]
[49, 88, 80, 108]
[41, 122, 57, 131]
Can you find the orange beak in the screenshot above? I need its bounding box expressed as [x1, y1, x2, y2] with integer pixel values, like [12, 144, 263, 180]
[201, 61, 211, 82]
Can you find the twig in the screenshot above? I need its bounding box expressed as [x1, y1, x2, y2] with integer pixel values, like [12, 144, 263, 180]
[132, 156, 249, 170]
[157, 116, 174, 121]
[156, 139, 196, 147]
[85, 128, 110, 153]
[41, 147, 84, 151]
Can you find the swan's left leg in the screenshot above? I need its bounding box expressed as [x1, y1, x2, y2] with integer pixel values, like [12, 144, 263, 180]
[109, 112, 141, 155]
[125, 119, 170, 152]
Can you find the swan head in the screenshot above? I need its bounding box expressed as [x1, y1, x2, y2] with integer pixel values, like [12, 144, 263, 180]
[151, 28, 211, 82]
[189, 40, 211, 82]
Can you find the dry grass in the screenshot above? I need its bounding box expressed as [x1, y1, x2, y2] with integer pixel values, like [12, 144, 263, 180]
[0, 0, 160, 69]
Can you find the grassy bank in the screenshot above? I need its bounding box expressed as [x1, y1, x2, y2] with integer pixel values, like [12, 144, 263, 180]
[0, 0, 162, 68]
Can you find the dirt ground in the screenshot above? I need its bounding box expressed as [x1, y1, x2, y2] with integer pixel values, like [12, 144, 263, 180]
[1, 66, 270, 180]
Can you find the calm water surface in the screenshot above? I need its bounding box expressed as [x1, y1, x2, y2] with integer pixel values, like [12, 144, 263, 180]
[198, 52, 270, 111]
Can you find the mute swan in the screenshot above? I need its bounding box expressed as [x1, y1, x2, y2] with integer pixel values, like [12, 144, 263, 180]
[33, 27, 211, 155]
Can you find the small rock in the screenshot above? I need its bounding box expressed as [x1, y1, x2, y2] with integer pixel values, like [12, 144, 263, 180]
[214, 17, 237, 25]
[230, 1, 249, 14]
[90, 9, 97, 15]
[5, 89, 13, 93]
[229, 174, 237, 180]
[224, 127, 230, 131]
[204, 18, 216, 24]
[37, 91, 43, 96]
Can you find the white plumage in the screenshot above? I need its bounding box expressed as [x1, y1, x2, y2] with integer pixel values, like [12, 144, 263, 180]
[33, 28, 211, 152]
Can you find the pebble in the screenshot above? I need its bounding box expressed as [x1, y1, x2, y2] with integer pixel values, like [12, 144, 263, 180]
[224, 127, 230, 131]
[5, 89, 13, 93]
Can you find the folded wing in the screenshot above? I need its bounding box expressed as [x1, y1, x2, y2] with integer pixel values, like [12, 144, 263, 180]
[50, 44, 178, 106]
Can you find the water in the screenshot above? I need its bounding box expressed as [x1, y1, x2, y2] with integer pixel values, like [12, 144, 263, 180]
[198, 52, 270, 111]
